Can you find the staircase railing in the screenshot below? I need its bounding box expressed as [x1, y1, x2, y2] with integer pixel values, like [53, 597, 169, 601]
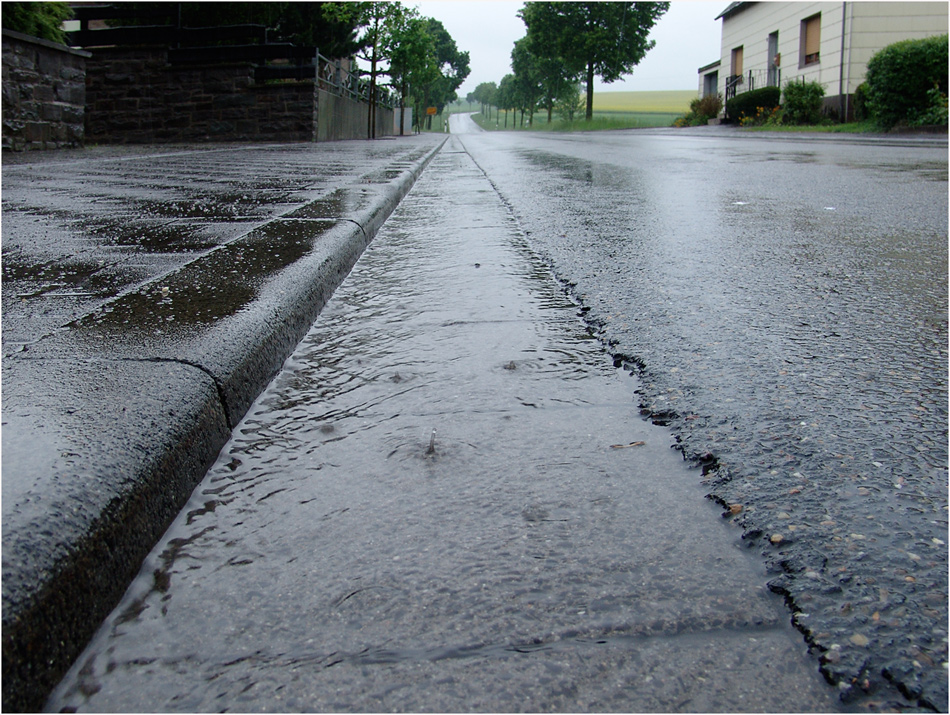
[725, 69, 781, 100]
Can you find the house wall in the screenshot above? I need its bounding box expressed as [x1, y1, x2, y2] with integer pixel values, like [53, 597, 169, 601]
[846, 2, 949, 92]
[698, 61, 721, 97]
[2, 30, 90, 151]
[717, 1, 948, 119]
[720, 2, 845, 93]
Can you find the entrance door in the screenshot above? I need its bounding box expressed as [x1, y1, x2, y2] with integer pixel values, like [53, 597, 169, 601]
[768, 32, 779, 86]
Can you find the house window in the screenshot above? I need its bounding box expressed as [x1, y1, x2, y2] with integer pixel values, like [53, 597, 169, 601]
[801, 14, 820, 66]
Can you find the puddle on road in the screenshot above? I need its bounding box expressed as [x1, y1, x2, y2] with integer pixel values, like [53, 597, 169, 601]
[47, 144, 835, 713]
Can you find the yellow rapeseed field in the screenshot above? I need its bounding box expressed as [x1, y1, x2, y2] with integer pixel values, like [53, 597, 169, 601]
[592, 90, 696, 114]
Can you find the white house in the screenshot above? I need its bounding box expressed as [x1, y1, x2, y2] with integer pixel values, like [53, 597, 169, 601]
[698, 2, 949, 120]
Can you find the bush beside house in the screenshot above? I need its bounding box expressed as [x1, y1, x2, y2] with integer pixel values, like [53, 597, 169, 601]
[724, 86, 780, 124]
[864, 34, 948, 130]
[781, 81, 826, 125]
[674, 93, 723, 126]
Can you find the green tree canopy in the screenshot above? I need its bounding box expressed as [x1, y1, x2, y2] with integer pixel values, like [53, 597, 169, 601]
[2, 2, 72, 44]
[472, 81, 497, 115]
[511, 38, 543, 125]
[511, 35, 576, 123]
[105, 3, 364, 57]
[421, 18, 470, 111]
[340, 4, 469, 131]
[520, 1, 669, 120]
[273, 2, 364, 57]
[495, 74, 517, 126]
[388, 12, 438, 132]
[344, 2, 411, 136]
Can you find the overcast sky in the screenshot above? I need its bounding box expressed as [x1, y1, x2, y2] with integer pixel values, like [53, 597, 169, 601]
[413, 0, 725, 96]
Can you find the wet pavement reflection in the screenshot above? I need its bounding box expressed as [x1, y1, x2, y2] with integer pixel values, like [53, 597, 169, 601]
[47, 138, 839, 713]
[1, 141, 437, 351]
[459, 126, 948, 710]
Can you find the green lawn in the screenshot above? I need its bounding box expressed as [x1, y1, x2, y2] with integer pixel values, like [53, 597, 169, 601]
[449, 89, 694, 133]
[465, 110, 679, 132]
[738, 120, 884, 133]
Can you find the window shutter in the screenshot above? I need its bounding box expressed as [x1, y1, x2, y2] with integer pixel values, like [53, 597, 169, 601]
[804, 15, 821, 57]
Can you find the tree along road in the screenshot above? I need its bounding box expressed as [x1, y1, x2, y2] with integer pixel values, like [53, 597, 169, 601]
[453, 115, 948, 711]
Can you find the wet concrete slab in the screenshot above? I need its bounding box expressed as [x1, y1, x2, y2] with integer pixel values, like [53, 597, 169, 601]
[46, 138, 842, 712]
[2, 136, 446, 712]
[2, 141, 442, 353]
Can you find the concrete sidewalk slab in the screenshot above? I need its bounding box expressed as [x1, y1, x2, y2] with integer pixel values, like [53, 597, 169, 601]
[1, 136, 445, 711]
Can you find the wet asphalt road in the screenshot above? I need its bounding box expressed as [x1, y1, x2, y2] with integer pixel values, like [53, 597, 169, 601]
[454, 115, 948, 710]
[48, 136, 842, 712]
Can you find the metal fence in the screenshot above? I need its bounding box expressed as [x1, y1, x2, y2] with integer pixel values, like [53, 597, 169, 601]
[725, 69, 781, 100]
[316, 54, 394, 110]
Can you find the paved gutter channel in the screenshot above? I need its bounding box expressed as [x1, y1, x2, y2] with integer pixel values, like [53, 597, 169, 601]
[46, 137, 842, 712]
[2, 137, 446, 712]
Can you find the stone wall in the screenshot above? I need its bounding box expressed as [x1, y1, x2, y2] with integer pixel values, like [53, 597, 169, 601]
[3, 37, 396, 148]
[2, 30, 90, 151]
[85, 46, 318, 144]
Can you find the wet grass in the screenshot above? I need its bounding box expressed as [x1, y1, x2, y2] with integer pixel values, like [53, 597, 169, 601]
[418, 113, 449, 134]
[739, 119, 885, 134]
[465, 111, 679, 133]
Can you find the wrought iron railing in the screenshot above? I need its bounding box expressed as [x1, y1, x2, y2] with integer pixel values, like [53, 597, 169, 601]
[315, 54, 394, 110]
[725, 69, 781, 100]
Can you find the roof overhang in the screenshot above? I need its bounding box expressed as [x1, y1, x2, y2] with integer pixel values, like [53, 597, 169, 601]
[715, 2, 753, 21]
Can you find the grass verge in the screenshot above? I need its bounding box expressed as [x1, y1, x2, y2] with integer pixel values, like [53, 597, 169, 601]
[466, 111, 678, 132]
[739, 120, 884, 133]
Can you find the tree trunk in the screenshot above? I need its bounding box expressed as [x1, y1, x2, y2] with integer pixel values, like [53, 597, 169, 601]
[586, 61, 595, 121]
[368, 13, 380, 139]
[399, 83, 407, 136]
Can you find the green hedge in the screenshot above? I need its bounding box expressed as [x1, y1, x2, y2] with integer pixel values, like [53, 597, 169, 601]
[782, 80, 825, 125]
[864, 34, 948, 129]
[726, 86, 781, 122]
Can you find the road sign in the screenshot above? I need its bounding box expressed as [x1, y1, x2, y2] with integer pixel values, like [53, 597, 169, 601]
[426, 107, 437, 115]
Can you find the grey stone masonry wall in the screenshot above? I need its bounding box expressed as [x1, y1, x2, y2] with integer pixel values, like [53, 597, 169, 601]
[85, 46, 317, 144]
[2, 30, 90, 151]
